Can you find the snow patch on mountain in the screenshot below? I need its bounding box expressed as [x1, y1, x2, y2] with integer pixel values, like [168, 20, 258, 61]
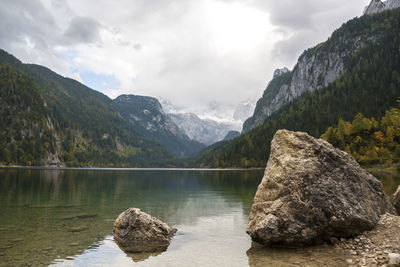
[159, 98, 256, 145]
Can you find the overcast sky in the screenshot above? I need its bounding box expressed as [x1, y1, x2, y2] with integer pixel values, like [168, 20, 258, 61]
[0, 0, 370, 111]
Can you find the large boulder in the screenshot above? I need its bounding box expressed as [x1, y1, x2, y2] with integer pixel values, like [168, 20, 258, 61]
[113, 208, 177, 253]
[394, 186, 400, 214]
[247, 130, 396, 247]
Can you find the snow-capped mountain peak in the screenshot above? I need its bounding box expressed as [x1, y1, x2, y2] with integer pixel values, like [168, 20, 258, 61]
[159, 98, 256, 145]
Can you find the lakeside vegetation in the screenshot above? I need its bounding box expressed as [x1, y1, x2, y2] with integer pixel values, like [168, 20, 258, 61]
[321, 109, 400, 166]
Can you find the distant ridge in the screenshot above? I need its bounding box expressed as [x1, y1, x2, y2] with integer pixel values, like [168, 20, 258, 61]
[0, 49, 180, 167]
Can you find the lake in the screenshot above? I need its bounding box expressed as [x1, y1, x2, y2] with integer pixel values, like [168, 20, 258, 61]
[0, 168, 398, 266]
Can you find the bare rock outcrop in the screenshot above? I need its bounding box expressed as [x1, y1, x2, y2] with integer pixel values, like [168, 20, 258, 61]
[364, 0, 388, 15]
[247, 130, 396, 247]
[113, 208, 177, 253]
[363, 0, 400, 15]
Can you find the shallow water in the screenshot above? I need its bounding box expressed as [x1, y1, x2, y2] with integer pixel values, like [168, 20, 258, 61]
[0, 168, 398, 266]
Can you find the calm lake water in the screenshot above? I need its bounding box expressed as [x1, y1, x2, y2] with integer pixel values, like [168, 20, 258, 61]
[0, 168, 398, 266]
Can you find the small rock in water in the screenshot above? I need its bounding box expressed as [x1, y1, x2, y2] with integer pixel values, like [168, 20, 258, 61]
[389, 253, 400, 265]
[113, 208, 177, 253]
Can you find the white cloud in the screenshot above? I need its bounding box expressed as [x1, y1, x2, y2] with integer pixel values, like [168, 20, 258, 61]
[0, 0, 372, 111]
[68, 72, 83, 83]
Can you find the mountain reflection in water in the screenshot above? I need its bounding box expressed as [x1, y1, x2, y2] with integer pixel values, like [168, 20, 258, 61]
[0, 168, 397, 266]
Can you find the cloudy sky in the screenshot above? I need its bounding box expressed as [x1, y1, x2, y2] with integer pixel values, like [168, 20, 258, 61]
[0, 0, 370, 111]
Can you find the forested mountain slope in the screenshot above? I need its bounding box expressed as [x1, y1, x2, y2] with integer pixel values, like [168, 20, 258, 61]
[243, 6, 400, 133]
[112, 95, 205, 157]
[195, 8, 400, 168]
[0, 50, 174, 167]
[0, 64, 57, 166]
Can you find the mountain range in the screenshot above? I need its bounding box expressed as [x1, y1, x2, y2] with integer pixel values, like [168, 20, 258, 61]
[195, 2, 400, 167]
[243, 0, 400, 134]
[1, 0, 400, 168]
[160, 98, 255, 145]
[0, 49, 211, 166]
[112, 94, 205, 157]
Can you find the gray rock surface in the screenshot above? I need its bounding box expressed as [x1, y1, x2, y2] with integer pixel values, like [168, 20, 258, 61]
[160, 98, 253, 145]
[112, 95, 205, 157]
[394, 186, 400, 214]
[243, 0, 400, 133]
[168, 112, 237, 145]
[363, 0, 400, 15]
[364, 0, 387, 15]
[113, 208, 177, 253]
[44, 152, 64, 167]
[273, 68, 289, 79]
[242, 33, 379, 133]
[387, 0, 400, 9]
[247, 130, 396, 246]
[223, 130, 240, 141]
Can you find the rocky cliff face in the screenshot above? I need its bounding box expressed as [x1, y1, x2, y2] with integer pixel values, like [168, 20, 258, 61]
[273, 68, 289, 79]
[113, 95, 183, 137]
[160, 98, 253, 145]
[364, 0, 400, 15]
[387, 0, 400, 9]
[223, 130, 240, 141]
[364, 0, 388, 15]
[112, 95, 205, 157]
[242, 6, 388, 133]
[168, 112, 235, 145]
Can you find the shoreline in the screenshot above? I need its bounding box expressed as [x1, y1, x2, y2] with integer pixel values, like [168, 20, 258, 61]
[1, 162, 397, 173]
[0, 165, 265, 171]
[335, 213, 400, 266]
